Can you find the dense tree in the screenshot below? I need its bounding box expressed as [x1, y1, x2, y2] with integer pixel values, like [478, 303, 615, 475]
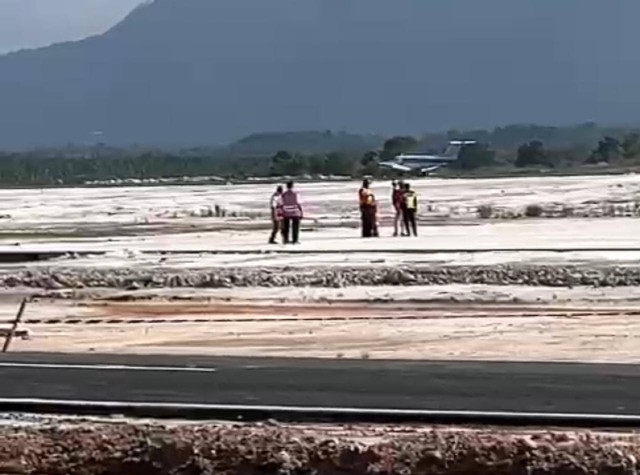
[380, 136, 418, 161]
[360, 151, 379, 176]
[586, 137, 621, 164]
[545, 145, 591, 167]
[325, 152, 355, 176]
[271, 150, 308, 175]
[450, 143, 496, 170]
[515, 140, 550, 168]
[621, 132, 640, 160]
[271, 150, 293, 174]
[307, 155, 328, 175]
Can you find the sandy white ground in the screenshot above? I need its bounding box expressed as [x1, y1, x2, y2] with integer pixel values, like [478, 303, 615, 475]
[2, 175, 640, 266]
[0, 289, 639, 363]
[8, 303, 640, 363]
[1, 218, 640, 253]
[1, 173, 640, 239]
[2, 176, 640, 362]
[9, 248, 640, 270]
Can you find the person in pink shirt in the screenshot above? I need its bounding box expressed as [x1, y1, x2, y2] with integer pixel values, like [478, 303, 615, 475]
[392, 180, 407, 236]
[280, 180, 303, 244]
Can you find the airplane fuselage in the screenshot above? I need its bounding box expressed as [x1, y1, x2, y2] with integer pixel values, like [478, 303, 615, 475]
[379, 154, 456, 174]
[378, 140, 476, 175]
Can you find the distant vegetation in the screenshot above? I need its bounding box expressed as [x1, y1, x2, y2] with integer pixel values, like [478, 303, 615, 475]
[229, 131, 384, 155]
[1, 124, 640, 186]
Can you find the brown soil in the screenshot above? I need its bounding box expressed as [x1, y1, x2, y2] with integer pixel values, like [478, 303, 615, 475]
[5, 298, 640, 362]
[1, 423, 639, 475]
[76, 300, 640, 321]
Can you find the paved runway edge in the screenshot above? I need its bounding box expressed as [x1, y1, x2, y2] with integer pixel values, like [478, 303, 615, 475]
[5, 399, 640, 427]
[2, 354, 640, 416]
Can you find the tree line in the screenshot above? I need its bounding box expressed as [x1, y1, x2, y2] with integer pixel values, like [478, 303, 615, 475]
[0, 124, 639, 186]
[269, 130, 640, 176]
[514, 132, 640, 168]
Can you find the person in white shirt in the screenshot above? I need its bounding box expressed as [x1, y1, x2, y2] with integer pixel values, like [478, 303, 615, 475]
[268, 185, 283, 244]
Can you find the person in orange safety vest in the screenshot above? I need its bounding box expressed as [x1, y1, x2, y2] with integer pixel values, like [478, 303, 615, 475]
[358, 179, 378, 238]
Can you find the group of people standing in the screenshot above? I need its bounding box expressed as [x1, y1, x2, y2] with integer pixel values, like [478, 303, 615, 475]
[392, 180, 419, 237]
[269, 181, 303, 244]
[359, 179, 419, 238]
[268, 179, 419, 244]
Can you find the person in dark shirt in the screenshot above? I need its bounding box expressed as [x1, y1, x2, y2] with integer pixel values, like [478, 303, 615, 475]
[402, 182, 418, 237]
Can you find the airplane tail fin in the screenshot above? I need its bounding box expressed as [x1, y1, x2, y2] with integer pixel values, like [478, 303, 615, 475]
[443, 140, 477, 158]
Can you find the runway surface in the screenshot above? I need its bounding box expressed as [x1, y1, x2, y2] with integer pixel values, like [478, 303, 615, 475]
[1, 353, 639, 415]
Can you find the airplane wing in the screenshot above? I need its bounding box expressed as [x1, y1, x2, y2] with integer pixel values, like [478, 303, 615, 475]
[420, 165, 444, 173]
[379, 162, 412, 172]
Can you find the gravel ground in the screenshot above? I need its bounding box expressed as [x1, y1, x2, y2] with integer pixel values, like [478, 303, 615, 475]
[5, 264, 640, 290]
[1, 423, 639, 475]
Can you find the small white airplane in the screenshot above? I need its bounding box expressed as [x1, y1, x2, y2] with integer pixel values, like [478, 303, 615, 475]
[379, 140, 477, 175]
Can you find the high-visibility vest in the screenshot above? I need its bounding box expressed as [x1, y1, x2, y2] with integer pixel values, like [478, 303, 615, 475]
[281, 190, 302, 218]
[405, 191, 418, 210]
[359, 189, 375, 207]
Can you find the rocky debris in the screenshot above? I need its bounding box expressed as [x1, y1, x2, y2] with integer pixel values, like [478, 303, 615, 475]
[0, 423, 639, 475]
[3, 264, 640, 290]
[0, 413, 84, 427]
[475, 200, 640, 219]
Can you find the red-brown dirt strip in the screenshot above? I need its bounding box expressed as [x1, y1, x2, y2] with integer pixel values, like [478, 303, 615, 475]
[1, 423, 640, 475]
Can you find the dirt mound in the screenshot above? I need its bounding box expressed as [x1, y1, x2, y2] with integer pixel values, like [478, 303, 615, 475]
[1, 423, 639, 475]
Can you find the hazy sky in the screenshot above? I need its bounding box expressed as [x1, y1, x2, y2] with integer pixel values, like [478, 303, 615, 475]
[0, 0, 142, 53]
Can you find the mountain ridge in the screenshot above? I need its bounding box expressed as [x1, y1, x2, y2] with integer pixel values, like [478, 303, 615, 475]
[1, 0, 639, 149]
